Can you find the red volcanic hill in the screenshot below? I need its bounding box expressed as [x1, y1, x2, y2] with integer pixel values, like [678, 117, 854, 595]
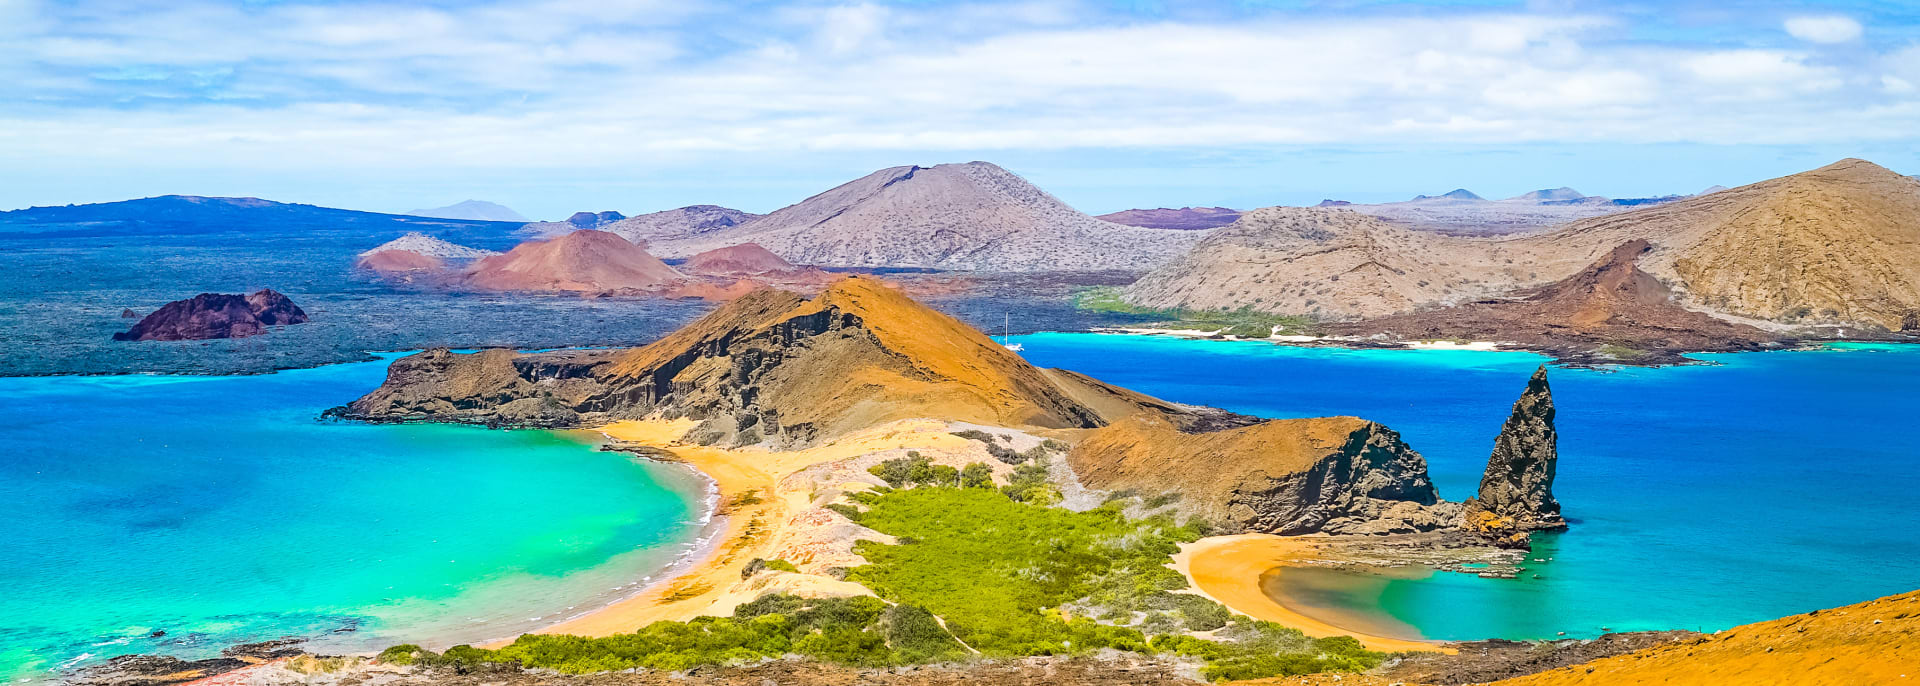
[355, 249, 445, 273]
[464, 230, 686, 292]
[682, 243, 800, 276]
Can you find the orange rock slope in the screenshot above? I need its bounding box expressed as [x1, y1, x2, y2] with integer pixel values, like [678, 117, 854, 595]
[1486, 589, 1920, 686]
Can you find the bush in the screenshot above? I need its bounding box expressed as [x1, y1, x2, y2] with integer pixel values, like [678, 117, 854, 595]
[869, 454, 960, 488]
[1000, 459, 1059, 505]
[375, 644, 434, 665]
[960, 462, 994, 489]
[882, 604, 969, 663]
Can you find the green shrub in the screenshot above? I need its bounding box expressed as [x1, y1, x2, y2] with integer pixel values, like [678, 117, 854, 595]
[882, 604, 969, 663]
[375, 644, 434, 665]
[960, 462, 994, 489]
[869, 454, 962, 488]
[1000, 459, 1059, 505]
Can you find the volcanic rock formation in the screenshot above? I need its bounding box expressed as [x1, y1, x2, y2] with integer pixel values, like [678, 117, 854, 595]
[644, 162, 1209, 271]
[1124, 159, 1920, 334]
[1068, 412, 1445, 535]
[463, 230, 686, 292]
[1462, 366, 1564, 544]
[1321, 240, 1778, 363]
[114, 289, 308, 341]
[338, 277, 1143, 444]
[1123, 207, 1506, 319]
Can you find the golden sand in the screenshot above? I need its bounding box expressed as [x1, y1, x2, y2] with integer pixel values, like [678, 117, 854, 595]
[1172, 533, 1447, 654]
[526, 418, 978, 638]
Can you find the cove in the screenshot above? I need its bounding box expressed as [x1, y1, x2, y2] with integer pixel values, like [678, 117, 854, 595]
[1016, 334, 1920, 641]
[0, 354, 707, 682]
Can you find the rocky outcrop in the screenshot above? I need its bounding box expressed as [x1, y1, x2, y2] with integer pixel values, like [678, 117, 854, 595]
[113, 289, 308, 341]
[1463, 366, 1565, 545]
[1068, 412, 1449, 535]
[120, 308, 139, 318]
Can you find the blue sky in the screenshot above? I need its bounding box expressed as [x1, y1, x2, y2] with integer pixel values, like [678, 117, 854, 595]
[2, 0, 1917, 218]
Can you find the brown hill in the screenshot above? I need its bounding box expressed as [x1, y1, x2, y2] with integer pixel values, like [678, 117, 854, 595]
[1097, 206, 1243, 230]
[341, 277, 1143, 445]
[1321, 241, 1777, 362]
[1529, 158, 1920, 330]
[1123, 207, 1522, 319]
[463, 230, 686, 292]
[682, 243, 801, 275]
[646, 162, 1209, 272]
[1127, 159, 1920, 332]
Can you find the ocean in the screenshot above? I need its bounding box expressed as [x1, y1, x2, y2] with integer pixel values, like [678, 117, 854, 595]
[0, 354, 708, 682]
[1015, 334, 1920, 641]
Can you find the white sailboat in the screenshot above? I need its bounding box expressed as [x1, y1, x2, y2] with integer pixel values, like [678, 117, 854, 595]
[1000, 313, 1024, 352]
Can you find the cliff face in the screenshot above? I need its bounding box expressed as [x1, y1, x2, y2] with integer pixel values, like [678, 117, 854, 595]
[113, 289, 308, 341]
[1463, 365, 1565, 545]
[1069, 412, 1445, 534]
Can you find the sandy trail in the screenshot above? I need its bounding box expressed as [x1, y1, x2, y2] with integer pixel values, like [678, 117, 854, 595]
[1172, 533, 1449, 654]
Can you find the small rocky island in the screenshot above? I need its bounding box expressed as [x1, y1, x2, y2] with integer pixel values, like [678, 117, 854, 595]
[114, 289, 309, 341]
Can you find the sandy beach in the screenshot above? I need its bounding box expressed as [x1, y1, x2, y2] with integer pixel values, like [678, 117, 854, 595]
[520, 418, 985, 640]
[1172, 533, 1449, 654]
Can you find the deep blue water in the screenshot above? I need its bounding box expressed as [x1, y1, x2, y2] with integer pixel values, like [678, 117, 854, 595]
[1017, 334, 1920, 640]
[0, 355, 708, 682]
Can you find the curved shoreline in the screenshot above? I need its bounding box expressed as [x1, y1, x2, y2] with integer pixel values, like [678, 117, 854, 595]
[1171, 533, 1450, 654]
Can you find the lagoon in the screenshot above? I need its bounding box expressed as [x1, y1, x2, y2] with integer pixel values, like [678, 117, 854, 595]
[0, 355, 707, 682]
[1016, 334, 1920, 641]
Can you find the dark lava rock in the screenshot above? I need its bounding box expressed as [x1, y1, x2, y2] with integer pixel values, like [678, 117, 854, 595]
[1379, 630, 1701, 685]
[70, 654, 249, 686]
[1464, 365, 1564, 544]
[113, 289, 308, 341]
[566, 210, 627, 228]
[120, 308, 140, 318]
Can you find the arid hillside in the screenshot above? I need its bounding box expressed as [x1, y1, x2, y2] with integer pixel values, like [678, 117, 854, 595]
[1127, 159, 1920, 331]
[647, 162, 1209, 271]
[1123, 207, 1527, 319]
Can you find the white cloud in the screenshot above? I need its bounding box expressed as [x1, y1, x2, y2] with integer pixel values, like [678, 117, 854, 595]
[1784, 15, 1862, 43]
[0, 0, 1914, 176]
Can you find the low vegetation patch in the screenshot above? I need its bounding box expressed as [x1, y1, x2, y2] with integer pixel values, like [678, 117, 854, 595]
[382, 467, 1385, 681]
[1074, 286, 1317, 337]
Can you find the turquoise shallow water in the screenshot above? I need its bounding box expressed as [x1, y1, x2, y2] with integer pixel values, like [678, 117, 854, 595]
[0, 355, 707, 682]
[1016, 334, 1920, 641]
